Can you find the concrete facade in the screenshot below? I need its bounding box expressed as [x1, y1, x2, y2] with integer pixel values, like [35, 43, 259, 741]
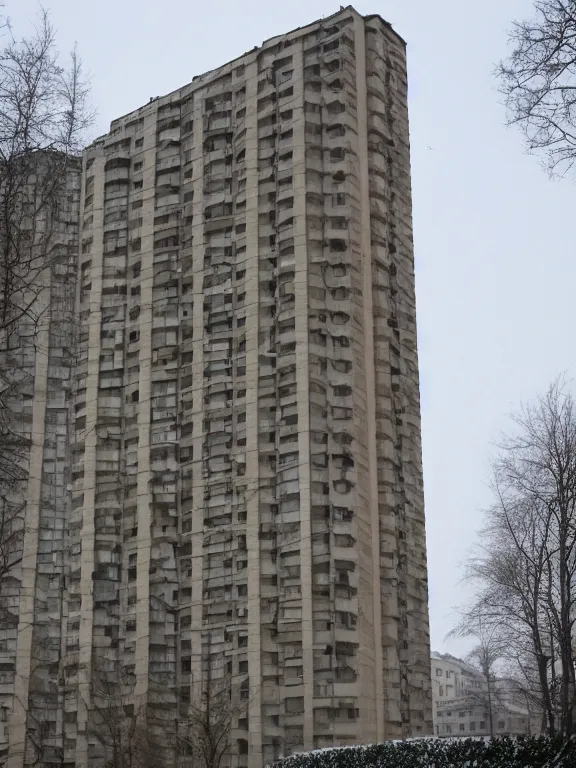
[4, 6, 431, 767]
[0, 159, 81, 768]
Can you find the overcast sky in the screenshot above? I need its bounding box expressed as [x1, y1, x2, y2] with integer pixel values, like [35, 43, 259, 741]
[10, 0, 576, 656]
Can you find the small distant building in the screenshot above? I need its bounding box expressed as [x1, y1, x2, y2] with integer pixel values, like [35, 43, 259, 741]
[431, 652, 485, 727]
[431, 652, 540, 738]
[435, 699, 534, 738]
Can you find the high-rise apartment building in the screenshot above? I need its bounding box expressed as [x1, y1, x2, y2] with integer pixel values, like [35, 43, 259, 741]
[2, 6, 431, 767]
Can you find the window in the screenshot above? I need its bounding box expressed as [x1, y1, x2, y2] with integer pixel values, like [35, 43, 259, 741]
[459, 723, 465, 732]
[498, 720, 505, 729]
[470, 722, 476, 731]
[459, 711, 465, 718]
[135, 137, 144, 147]
[285, 697, 304, 713]
[238, 739, 248, 754]
[133, 180, 143, 189]
[439, 686, 444, 696]
[479, 721, 486, 729]
[134, 162, 143, 171]
[324, 39, 340, 52]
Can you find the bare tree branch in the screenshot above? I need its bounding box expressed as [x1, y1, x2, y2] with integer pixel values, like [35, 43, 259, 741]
[177, 637, 247, 768]
[0, 11, 92, 764]
[498, 0, 576, 176]
[452, 376, 576, 736]
[0, 6, 92, 566]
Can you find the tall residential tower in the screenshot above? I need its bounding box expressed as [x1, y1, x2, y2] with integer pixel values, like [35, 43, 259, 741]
[5, 6, 431, 767]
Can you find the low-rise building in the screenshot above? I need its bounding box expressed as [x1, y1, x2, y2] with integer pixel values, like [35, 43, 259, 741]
[431, 652, 539, 738]
[431, 652, 484, 727]
[435, 699, 533, 738]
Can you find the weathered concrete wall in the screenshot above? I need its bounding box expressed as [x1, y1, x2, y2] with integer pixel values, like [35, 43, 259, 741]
[2, 160, 80, 768]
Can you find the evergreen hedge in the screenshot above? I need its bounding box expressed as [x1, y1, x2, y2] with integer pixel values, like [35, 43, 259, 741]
[270, 736, 576, 768]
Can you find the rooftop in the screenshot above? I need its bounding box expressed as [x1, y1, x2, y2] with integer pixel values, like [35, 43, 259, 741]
[100, 6, 403, 135]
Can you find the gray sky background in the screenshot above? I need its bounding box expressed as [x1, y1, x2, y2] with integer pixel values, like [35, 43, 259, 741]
[9, 0, 576, 657]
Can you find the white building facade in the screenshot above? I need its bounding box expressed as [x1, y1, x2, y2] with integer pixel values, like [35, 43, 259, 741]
[431, 652, 539, 738]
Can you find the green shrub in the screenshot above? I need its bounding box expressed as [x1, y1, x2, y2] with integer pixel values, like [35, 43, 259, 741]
[270, 735, 576, 768]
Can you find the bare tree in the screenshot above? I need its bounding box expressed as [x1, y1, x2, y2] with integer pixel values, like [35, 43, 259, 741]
[455, 378, 576, 736]
[89, 644, 244, 768]
[177, 645, 247, 768]
[0, 11, 91, 766]
[0, 496, 23, 581]
[0, 369, 29, 488]
[0, 7, 92, 574]
[94, 701, 154, 768]
[449, 622, 507, 737]
[497, 0, 576, 176]
[90, 665, 161, 768]
[0, 495, 24, 678]
[0, 8, 92, 335]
